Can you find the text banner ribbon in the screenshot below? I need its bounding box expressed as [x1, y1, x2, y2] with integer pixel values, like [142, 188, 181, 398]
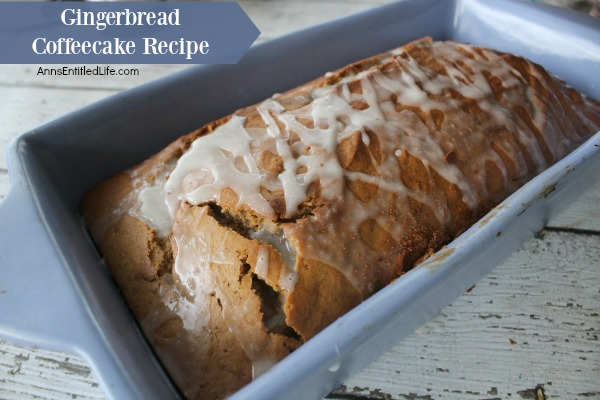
[0, 2, 260, 64]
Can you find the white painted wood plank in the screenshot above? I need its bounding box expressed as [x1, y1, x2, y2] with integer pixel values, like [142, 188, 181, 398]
[0, 339, 104, 400]
[332, 230, 600, 399]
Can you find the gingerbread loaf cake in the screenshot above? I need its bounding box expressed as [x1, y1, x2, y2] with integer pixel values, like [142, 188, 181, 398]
[82, 38, 600, 399]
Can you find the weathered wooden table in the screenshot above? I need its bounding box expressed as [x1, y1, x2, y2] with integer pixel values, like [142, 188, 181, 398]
[1, 1, 598, 399]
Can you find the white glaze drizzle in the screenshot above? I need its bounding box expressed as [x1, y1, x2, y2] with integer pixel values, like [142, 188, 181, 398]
[139, 40, 583, 296]
[170, 206, 224, 332]
[136, 185, 172, 236]
[91, 159, 176, 240]
[249, 228, 298, 291]
[255, 245, 270, 280]
[165, 41, 559, 293]
[164, 115, 274, 218]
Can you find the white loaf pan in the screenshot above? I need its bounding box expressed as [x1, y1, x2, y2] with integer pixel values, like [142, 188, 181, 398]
[1, 0, 599, 399]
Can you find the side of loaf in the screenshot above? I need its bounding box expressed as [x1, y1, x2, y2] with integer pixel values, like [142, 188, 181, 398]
[81, 37, 600, 400]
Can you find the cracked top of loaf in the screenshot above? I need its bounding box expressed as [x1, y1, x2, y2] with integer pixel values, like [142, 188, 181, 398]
[82, 37, 600, 400]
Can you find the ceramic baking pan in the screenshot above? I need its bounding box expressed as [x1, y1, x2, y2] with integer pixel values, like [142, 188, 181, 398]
[1, 0, 599, 399]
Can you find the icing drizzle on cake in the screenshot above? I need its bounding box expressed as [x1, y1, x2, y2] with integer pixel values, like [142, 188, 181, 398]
[158, 41, 567, 293]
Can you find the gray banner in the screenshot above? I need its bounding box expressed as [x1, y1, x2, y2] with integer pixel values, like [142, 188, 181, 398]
[0, 2, 260, 64]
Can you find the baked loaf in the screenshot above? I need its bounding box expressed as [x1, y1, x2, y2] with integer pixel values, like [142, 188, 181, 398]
[82, 38, 600, 399]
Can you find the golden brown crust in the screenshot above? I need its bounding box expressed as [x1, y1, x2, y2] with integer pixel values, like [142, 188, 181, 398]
[286, 258, 362, 340]
[101, 214, 166, 318]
